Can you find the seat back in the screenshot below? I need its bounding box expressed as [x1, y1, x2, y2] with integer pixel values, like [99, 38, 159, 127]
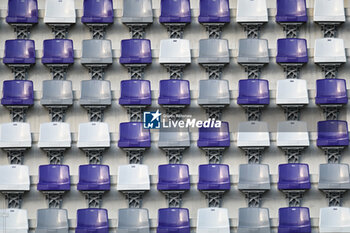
[3, 39, 36, 64]
[159, 0, 191, 23]
[237, 39, 269, 64]
[0, 122, 31, 148]
[197, 208, 230, 233]
[316, 79, 348, 105]
[117, 164, 150, 191]
[314, 38, 346, 63]
[38, 122, 71, 149]
[80, 80, 111, 106]
[118, 208, 150, 233]
[197, 121, 230, 148]
[276, 39, 308, 63]
[238, 164, 270, 190]
[77, 165, 110, 191]
[238, 208, 270, 233]
[36, 208, 68, 233]
[82, 0, 114, 24]
[276, 79, 309, 105]
[0, 165, 30, 191]
[122, 0, 153, 23]
[317, 120, 349, 147]
[314, 0, 345, 22]
[42, 39, 74, 64]
[158, 208, 190, 232]
[237, 79, 269, 105]
[157, 164, 190, 191]
[198, 164, 230, 191]
[37, 165, 70, 191]
[77, 122, 110, 148]
[118, 122, 151, 148]
[318, 163, 350, 190]
[158, 80, 190, 105]
[198, 0, 230, 23]
[0, 209, 28, 233]
[276, 0, 307, 22]
[1, 80, 34, 106]
[237, 121, 270, 147]
[120, 39, 152, 64]
[44, 0, 76, 23]
[198, 79, 230, 105]
[237, 0, 268, 23]
[119, 80, 152, 106]
[41, 80, 73, 106]
[76, 208, 108, 231]
[7, 0, 38, 24]
[278, 207, 311, 233]
[81, 40, 113, 64]
[278, 163, 310, 190]
[159, 39, 191, 64]
[277, 121, 309, 147]
[319, 207, 350, 233]
[158, 126, 190, 148]
[198, 39, 229, 64]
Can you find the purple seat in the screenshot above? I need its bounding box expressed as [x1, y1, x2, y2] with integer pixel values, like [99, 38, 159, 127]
[118, 122, 151, 148]
[3, 40, 36, 64]
[198, 164, 231, 190]
[1, 80, 34, 106]
[82, 0, 114, 24]
[276, 0, 308, 23]
[317, 120, 349, 147]
[119, 80, 151, 106]
[157, 164, 190, 191]
[77, 165, 110, 191]
[6, 0, 38, 24]
[316, 79, 348, 105]
[278, 163, 311, 190]
[158, 80, 190, 105]
[159, 0, 191, 23]
[278, 207, 311, 233]
[157, 208, 190, 233]
[237, 79, 270, 105]
[37, 165, 70, 191]
[120, 39, 152, 64]
[198, 0, 230, 23]
[197, 121, 230, 147]
[76, 208, 109, 233]
[42, 39, 74, 64]
[276, 39, 308, 64]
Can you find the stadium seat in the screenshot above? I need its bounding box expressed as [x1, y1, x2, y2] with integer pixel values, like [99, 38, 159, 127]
[277, 121, 310, 147]
[159, 0, 191, 23]
[276, 0, 307, 22]
[122, 0, 153, 24]
[44, 0, 76, 24]
[278, 207, 311, 233]
[157, 164, 190, 191]
[159, 39, 191, 64]
[1, 80, 34, 106]
[314, 0, 345, 23]
[317, 120, 349, 147]
[119, 80, 152, 106]
[41, 80, 73, 106]
[319, 207, 350, 233]
[120, 39, 152, 65]
[118, 208, 150, 233]
[0, 165, 30, 191]
[76, 208, 108, 233]
[158, 80, 190, 106]
[197, 122, 230, 148]
[276, 79, 309, 105]
[38, 122, 71, 149]
[117, 164, 150, 191]
[197, 208, 230, 233]
[118, 122, 151, 148]
[0, 123, 31, 149]
[158, 127, 190, 148]
[237, 0, 268, 23]
[276, 39, 308, 64]
[318, 163, 350, 190]
[6, 0, 38, 24]
[198, 80, 230, 105]
[42, 39, 74, 65]
[3, 40, 36, 65]
[36, 208, 69, 233]
[237, 79, 270, 105]
[80, 80, 112, 106]
[314, 38, 346, 64]
[316, 79, 348, 105]
[77, 165, 110, 191]
[0, 209, 28, 233]
[198, 0, 230, 23]
[238, 39, 269, 64]
[157, 208, 190, 233]
[37, 165, 70, 191]
[198, 164, 230, 191]
[77, 122, 110, 148]
[238, 164, 270, 191]
[237, 208, 270, 233]
[81, 40, 113, 65]
[278, 163, 311, 190]
[82, 0, 114, 24]
[198, 39, 230, 64]
[237, 121, 270, 147]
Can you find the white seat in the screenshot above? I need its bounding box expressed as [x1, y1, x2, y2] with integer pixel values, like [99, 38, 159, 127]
[0, 165, 30, 191]
[0, 209, 28, 233]
[314, 0, 345, 22]
[159, 39, 191, 64]
[237, 121, 270, 147]
[38, 122, 71, 149]
[314, 38, 346, 63]
[198, 80, 230, 105]
[237, 0, 268, 23]
[319, 207, 350, 233]
[77, 122, 110, 148]
[277, 121, 310, 147]
[276, 79, 309, 105]
[117, 164, 150, 191]
[197, 208, 230, 233]
[44, 0, 76, 24]
[0, 123, 31, 149]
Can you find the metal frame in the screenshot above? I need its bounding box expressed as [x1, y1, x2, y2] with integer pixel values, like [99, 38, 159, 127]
[124, 23, 150, 39]
[124, 64, 148, 80]
[2, 192, 25, 208]
[321, 190, 346, 206]
[163, 23, 187, 39]
[201, 147, 226, 164]
[241, 147, 265, 164]
[201, 105, 226, 120]
[44, 105, 69, 122]
[201, 23, 226, 39]
[3, 148, 26, 164]
[82, 191, 105, 208]
[201, 190, 226, 207]
[84, 64, 109, 80]
[6, 106, 29, 122]
[321, 146, 345, 163]
[280, 63, 304, 79]
[46, 64, 70, 80]
[123, 148, 146, 164]
[320, 105, 342, 120]
[318, 63, 342, 79]
[279, 22, 304, 38]
[83, 106, 107, 122]
[280, 104, 304, 121]
[7, 64, 32, 80]
[282, 190, 305, 207]
[85, 24, 109, 39]
[82, 148, 106, 164]
[316, 22, 342, 38]
[163, 64, 187, 79]
[240, 23, 264, 39]
[161, 147, 187, 164]
[280, 147, 305, 163]
[47, 24, 72, 39]
[126, 106, 146, 122]
[10, 24, 34, 39]
[43, 149, 66, 164]
[161, 190, 186, 208]
[241, 191, 265, 207]
[201, 64, 226, 79]
[42, 191, 65, 208]
[241, 105, 265, 121]
[241, 64, 265, 79]
[163, 105, 186, 121]
[121, 191, 147, 208]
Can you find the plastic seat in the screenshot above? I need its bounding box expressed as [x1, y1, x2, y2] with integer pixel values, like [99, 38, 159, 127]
[318, 163, 350, 190]
[198, 39, 229, 64]
[238, 164, 270, 191]
[118, 208, 150, 233]
[119, 80, 151, 106]
[238, 39, 269, 64]
[198, 164, 230, 191]
[82, 0, 113, 24]
[159, 0, 191, 23]
[1, 80, 34, 106]
[118, 122, 151, 148]
[157, 208, 190, 233]
[316, 79, 348, 105]
[0, 165, 30, 191]
[198, 80, 230, 105]
[278, 207, 311, 233]
[120, 39, 152, 65]
[80, 80, 111, 106]
[77, 165, 110, 191]
[41, 80, 73, 106]
[158, 80, 190, 106]
[158, 127, 190, 148]
[237, 121, 270, 147]
[42, 40, 74, 64]
[0, 209, 28, 233]
[319, 207, 350, 233]
[317, 120, 349, 147]
[44, 0, 76, 24]
[238, 208, 270, 233]
[314, 38, 346, 63]
[157, 164, 190, 191]
[277, 121, 310, 147]
[237, 79, 269, 105]
[38, 122, 71, 148]
[122, 0, 153, 23]
[276, 79, 309, 105]
[0, 123, 31, 149]
[198, 0, 230, 23]
[197, 208, 230, 233]
[76, 208, 108, 233]
[159, 39, 191, 64]
[81, 40, 113, 65]
[77, 122, 110, 148]
[3, 40, 36, 64]
[7, 0, 38, 24]
[36, 208, 69, 233]
[314, 0, 345, 22]
[37, 165, 70, 191]
[276, 39, 308, 64]
[276, 0, 307, 22]
[278, 164, 310, 190]
[237, 0, 268, 23]
[117, 164, 150, 191]
[197, 122, 230, 148]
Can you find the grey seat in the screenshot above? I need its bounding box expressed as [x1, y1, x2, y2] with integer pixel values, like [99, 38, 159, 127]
[122, 0, 153, 23]
[41, 80, 73, 106]
[80, 80, 111, 106]
[238, 208, 271, 233]
[198, 79, 230, 105]
[118, 208, 150, 233]
[237, 121, 270, 148]
[36, 208, 68, 233]
[158, 126, 190, 148]
[277, 121, 309, 147]
[237, 39, 269, 64]
[238, 164, 270, 191]
[81, 40, 113, 65]
[198, 39, 230, 64]
[319, 164, 350, 190]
